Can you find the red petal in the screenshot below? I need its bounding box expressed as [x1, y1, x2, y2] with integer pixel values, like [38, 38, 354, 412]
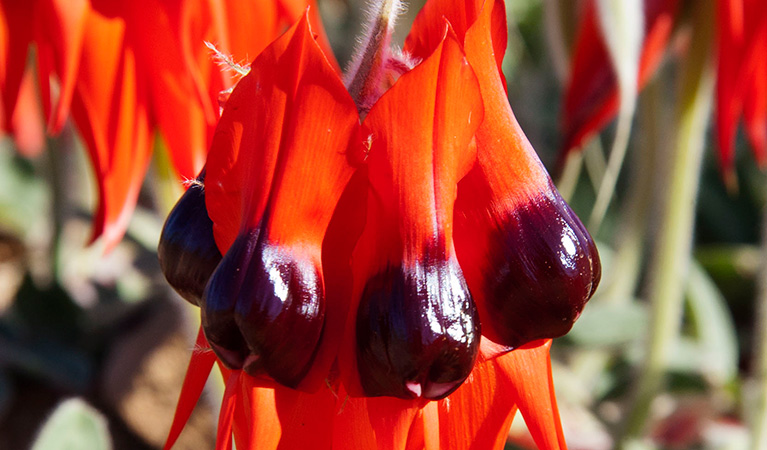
[215, 370, 239, 450]
[164, 327, 217, 450]
[739, 1, 767, 169]
[205, 12, 357, 254]
[232, 378, 337, 449]
[11, 67, 45, 157]
[421, 357, 518, 450]
[405, 0, 507, 83]
[70, 10, 153, 250]
[332, 383, 422, 450]
[561, 0, 680, 158]
[34, 0, 88, 133]
[496, 340, 568, 450]
[0, 0, 33, 132]
[126, 0, 210, 180]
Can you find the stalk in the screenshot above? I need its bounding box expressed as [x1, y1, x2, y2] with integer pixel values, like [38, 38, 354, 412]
[619, 1, 715, 443]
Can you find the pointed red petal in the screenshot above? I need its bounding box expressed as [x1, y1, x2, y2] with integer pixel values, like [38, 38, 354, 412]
[70, 10, 153, 250]
[740, 2, 767, 169]
[0, 0, 33, 132]
[496, 340, 568, 450]
[126, 0, 209, 180]
[164, 327, 217, 450]
[215, 370, 239, 450]
[11, 67, 45, 157]
[34, 0, 88, 133]
[561, 0, 680, 158]
[420, 357, 518, 450]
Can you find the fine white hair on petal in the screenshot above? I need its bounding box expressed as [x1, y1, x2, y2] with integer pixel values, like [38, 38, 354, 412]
[204, 41, 250, 76]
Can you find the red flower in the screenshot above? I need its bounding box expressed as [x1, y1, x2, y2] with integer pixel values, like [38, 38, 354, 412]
[0, 0, 324, 249]
[716, 0, 767, 180]
[560, 0, 680, 159]
[561, 0, 767, 180]
[160, 1, 600, 449]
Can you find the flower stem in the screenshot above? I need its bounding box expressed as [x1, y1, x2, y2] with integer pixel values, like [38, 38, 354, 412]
[344, 0, 402, 113]
[619, 1, 715, 443]
[749, 183, 767, 450]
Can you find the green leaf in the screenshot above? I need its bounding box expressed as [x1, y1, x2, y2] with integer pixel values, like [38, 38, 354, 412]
[32, 398, 111, 450]
[566, 300, 648, 347]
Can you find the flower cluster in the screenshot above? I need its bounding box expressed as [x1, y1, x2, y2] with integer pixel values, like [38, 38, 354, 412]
[160, 0, 601, 448]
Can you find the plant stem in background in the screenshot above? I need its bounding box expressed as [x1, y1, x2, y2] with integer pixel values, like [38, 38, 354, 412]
[750, 183, 767, 450]
[619, 1, 715, 443]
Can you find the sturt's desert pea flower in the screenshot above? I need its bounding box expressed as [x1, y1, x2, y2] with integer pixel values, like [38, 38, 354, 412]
[159, 0, 601, 448]
[0, 0, 325, 249]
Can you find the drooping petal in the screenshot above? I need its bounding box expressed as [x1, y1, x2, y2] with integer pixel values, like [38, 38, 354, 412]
[719, 0, 767, 173]
[496, 340, 568, 450]
[0, 0, 34, 133]
[164, 327, 217, 450]
[125, 0, 210, 180]
[10, 67, 45, 157]
[203, 12, 358, 390]
[341, 28, 484, 401]
[69, 9, 154, 250]
[743, 17, 767, 168]
[420, 355, 519, 450]
[33, 0, 88, 133]
[561, 0, 680, 157]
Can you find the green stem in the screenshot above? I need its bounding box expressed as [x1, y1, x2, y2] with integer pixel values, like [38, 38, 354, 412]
[619, 1, 715, 443]
[750, 182, 767, 450]
[557, 151, 583, 202]
[603, 78, 661, 304]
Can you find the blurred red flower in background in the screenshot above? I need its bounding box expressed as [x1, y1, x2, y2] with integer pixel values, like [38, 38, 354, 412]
[0, 0, 326, 249]
[560, 0, 767, 180]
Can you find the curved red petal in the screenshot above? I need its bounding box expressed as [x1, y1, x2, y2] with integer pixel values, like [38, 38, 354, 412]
[339, 28, 484, 400]
[561, 0, 680, 158]
[11, 67, 45, 157]
[164, 327, 217, 450]
[70, 10, 153, 250]
[496, 340, 567, 450]
[34, 0, 88, 133]
[0, 0, 33, 132]
[420, 357, 518, 450]
[737, 1, 767, 169]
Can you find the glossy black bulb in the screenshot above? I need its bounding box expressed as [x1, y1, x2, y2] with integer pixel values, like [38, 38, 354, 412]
[480, 188, 601, 348]
[158, 176, 222, 306]
[356, 249, 480, 400]
[202, 228, 325, 388]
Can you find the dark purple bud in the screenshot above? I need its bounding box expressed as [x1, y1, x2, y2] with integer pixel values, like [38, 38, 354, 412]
[480, 188, 601, 348]
[158, 176, 222, 306]
[356, 250, 480, 400]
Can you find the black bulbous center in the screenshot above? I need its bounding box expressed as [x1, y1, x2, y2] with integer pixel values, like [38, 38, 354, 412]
[356, 249, 480, 400]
